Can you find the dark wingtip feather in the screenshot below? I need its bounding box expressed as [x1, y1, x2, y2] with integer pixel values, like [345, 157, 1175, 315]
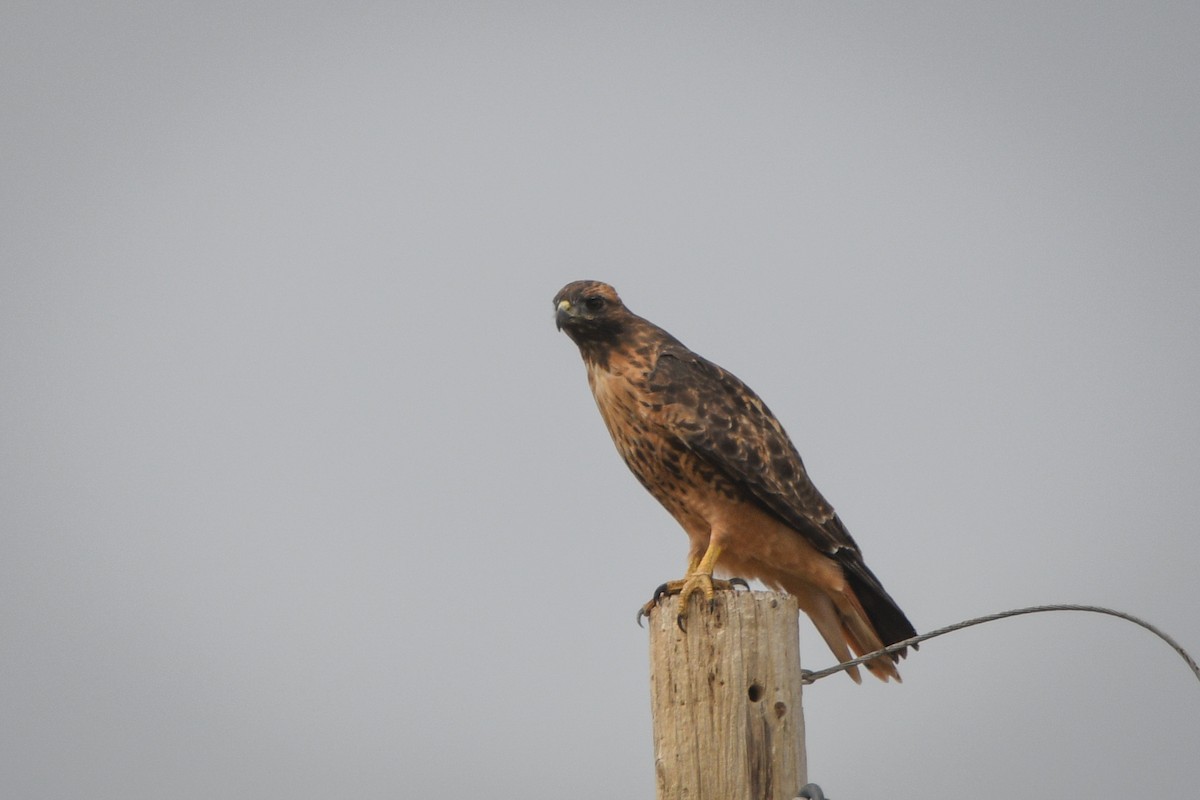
[839, 555, 918, 661]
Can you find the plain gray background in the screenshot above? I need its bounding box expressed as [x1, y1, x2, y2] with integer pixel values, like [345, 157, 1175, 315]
[3, 2, 1198, 798]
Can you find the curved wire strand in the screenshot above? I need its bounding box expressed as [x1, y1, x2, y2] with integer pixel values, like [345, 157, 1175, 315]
[800, 603, 1200, 686]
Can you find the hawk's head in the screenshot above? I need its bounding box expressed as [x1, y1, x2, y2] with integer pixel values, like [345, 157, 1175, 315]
[553, 281, 629, 346]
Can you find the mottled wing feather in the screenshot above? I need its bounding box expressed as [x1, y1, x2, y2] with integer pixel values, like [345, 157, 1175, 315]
[647, 345, 859, 556]
[648, 344, 917, 656]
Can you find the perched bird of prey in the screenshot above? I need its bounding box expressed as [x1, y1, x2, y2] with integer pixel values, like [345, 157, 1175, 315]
[554, 280, 916, 682]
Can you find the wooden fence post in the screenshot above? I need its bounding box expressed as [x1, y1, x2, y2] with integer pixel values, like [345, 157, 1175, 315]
[648, 590, 807, 800]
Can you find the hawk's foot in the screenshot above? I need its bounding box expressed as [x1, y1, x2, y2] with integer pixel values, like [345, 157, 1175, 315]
[635, 576, 749, 629]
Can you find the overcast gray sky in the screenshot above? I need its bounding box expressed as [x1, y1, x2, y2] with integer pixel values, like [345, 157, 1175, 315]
[3, 2, 1199, 798]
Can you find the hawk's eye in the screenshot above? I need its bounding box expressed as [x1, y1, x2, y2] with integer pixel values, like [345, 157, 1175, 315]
[584, 296, 605, 312]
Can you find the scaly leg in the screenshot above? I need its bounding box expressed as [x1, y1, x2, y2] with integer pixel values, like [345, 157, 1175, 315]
[635, 542, 747, 629]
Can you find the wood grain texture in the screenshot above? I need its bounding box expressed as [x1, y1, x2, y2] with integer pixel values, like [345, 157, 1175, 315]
[648, 591, 807, 800]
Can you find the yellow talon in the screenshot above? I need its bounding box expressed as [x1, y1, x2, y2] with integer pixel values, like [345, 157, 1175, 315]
[635, 576, 747, 627]
[676, 572, 716, 615]
[635, 542, 747, 630]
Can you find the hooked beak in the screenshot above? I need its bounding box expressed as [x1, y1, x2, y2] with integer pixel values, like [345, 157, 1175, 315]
[555, 298, 574, 331]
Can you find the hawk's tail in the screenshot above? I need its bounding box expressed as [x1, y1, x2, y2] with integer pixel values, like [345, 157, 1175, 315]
[839, 556, 918, 682]
[781, 556, 917, 684]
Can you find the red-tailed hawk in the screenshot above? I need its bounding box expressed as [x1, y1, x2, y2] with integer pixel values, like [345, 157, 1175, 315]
[554, 280, 916, 682]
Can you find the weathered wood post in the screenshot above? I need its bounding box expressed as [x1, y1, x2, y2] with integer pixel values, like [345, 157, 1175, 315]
[648, 590, 807, 800]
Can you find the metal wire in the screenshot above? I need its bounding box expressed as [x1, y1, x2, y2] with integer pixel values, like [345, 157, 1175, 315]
[800, 603, 1200, 686]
